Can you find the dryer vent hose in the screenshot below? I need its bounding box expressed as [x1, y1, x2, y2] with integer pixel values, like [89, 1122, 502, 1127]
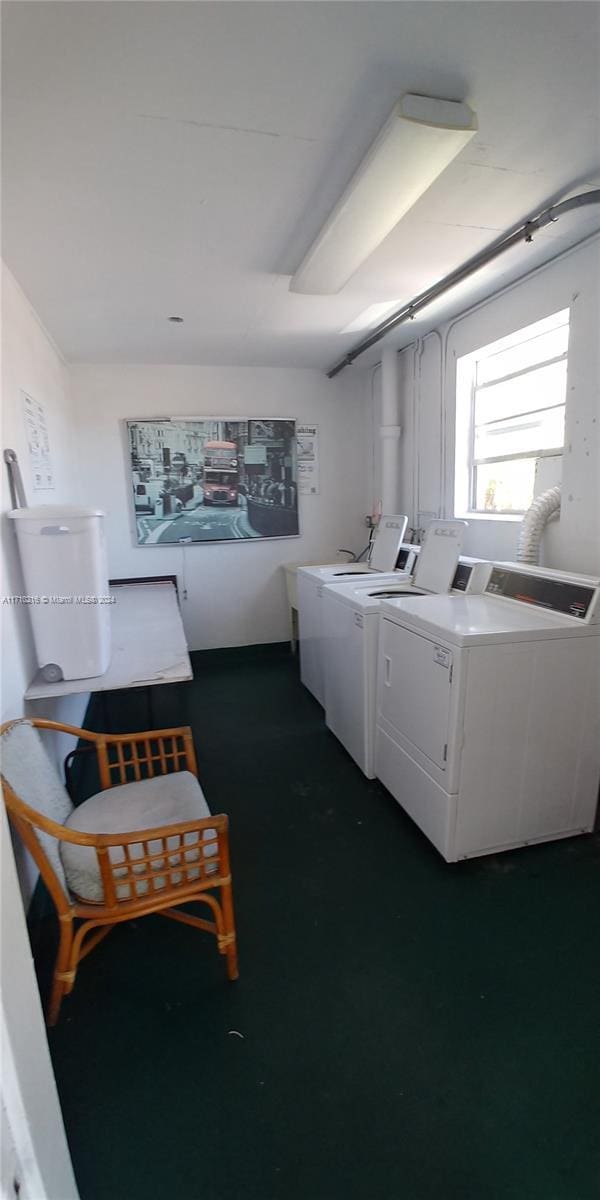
[516, 485, 561, 565]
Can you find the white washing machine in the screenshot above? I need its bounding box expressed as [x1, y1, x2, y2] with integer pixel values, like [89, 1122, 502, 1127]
[297, 515, 411, 705]
[375, 564, 600, 861]
[322, 524, 476, 777]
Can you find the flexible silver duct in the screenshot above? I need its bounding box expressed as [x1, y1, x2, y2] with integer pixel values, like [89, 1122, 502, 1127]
[516, 485, 561, 565]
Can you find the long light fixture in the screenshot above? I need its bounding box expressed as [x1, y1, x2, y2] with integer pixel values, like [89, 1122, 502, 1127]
[290, 93, 478, 296]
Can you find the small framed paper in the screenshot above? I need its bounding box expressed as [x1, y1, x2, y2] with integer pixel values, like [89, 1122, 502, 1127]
[23, 392, 55, 490]
[296, 423, 319, 495]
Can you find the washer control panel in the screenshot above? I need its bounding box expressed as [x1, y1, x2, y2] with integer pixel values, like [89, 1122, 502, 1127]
[485, 567, 600, 622]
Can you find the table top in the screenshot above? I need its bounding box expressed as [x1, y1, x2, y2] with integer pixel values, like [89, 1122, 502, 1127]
[24, 581, 192, 700]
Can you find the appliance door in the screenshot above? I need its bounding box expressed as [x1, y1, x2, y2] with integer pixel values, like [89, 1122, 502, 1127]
[413, 520, 465, 594]
[379, 619, 453, 771]
[369, 515, 408, 571]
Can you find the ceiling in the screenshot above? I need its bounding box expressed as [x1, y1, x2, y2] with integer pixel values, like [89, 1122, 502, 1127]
[2, 1, 599, 372]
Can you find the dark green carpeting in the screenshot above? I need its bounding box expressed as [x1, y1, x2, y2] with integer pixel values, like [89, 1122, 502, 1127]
[33, 644, 600, 1200]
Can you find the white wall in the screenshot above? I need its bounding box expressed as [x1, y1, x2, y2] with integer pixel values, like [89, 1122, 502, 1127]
[70, 364, 368, 649]
[1, 811, 80, 1200]
[1, 264, 89, 902]
[1, 266, 81, 1197]
[2, 264, 76, 722]
[365, 235, 600, 573]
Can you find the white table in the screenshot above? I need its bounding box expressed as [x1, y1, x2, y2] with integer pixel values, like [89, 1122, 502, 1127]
[25, 581, 192, 703]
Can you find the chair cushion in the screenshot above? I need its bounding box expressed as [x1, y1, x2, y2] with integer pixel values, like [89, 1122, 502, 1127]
[60, 771, 217, 903]
[1, 720, 74, 892]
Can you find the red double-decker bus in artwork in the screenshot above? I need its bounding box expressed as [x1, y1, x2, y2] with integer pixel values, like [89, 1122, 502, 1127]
[203, 441, 239, 506]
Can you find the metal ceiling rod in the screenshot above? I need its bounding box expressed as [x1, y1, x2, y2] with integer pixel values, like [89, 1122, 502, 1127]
[326, 189, 600, 379]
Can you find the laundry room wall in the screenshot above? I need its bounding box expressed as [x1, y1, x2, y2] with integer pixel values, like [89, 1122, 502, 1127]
[1, 263, 89, 901]
[365, 234, 600, 574]
[1, 264, 83, 1200]
[69, 365, 368, 650]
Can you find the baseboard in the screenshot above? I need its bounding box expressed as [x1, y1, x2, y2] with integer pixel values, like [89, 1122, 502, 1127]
[190, 640, 291, 661]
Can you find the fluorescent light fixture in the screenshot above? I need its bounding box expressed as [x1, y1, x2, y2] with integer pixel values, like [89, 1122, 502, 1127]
[290, 93, 478, 296]
[341, 300, 401, 334]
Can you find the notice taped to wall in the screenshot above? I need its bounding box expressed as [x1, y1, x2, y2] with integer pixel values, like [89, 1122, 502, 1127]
[23, 392, 54, 490]
[296, 423, 319, 495]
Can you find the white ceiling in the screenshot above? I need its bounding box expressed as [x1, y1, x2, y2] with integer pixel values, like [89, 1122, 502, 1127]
[2, 1, 599, 371]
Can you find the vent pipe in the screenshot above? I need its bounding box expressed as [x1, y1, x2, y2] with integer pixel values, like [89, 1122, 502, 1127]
[379, 347, 402, 514]
[516, 485, 561, 565]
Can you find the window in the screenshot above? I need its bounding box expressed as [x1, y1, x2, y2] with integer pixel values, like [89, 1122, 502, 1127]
[454, 308, 570, 516]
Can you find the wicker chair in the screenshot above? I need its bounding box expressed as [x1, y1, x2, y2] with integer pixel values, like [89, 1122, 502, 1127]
[0, 718, 238, 1025]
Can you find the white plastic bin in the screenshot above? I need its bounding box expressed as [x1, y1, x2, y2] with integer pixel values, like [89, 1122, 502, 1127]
[9, 506, 111, 681]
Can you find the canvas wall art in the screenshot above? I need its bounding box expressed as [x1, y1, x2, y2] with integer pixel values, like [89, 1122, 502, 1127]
[127, 418, 299, 545]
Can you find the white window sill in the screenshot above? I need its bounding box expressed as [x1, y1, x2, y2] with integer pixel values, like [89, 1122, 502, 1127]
[455, 511, 523, 523]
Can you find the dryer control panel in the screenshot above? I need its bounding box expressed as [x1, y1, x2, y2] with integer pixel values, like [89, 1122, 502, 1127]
[451, 558, 492, 594]
[395, 543, 418, 572]
[485, 566, 600, 622]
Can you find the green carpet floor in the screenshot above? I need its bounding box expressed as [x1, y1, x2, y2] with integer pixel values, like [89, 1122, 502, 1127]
[34, 644, 600, 1200]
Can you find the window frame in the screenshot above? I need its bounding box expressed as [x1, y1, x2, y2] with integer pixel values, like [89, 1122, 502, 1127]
[456, 311, 569, 519]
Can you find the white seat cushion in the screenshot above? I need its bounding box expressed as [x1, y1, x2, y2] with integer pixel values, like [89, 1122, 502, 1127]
[1, 720, 74, 892]
[60, 771, 217, 903]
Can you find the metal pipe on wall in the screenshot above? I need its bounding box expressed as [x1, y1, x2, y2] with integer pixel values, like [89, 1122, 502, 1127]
[379, 346, 402, 514]
[327, 190, 600, 378]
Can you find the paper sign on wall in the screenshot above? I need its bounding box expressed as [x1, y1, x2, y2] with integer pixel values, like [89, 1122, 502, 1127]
[244, 445, 267, 465]
[297, 423, 319, 495]
[22, 392, 54, 490]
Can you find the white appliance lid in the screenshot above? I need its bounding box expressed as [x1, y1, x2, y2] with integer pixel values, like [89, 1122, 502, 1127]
[8, 505, 105, 519]
[323, 579, 426, 612]
[297, 562, 374, 580]
[369, 514, 408, 571]
[324, 570, 413, 592]
[412, 520, 467, 593]
[380, 594, 599, 645]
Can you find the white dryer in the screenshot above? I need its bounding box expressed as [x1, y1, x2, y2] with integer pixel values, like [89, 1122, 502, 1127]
[375, 564, 600, 861]
[297, 516, 411, 705]
[322, 523, 475, 777]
